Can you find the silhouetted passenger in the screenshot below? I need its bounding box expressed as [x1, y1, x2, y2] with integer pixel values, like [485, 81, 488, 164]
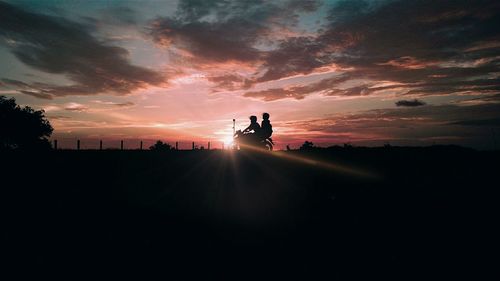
[260, 112, 273, 140]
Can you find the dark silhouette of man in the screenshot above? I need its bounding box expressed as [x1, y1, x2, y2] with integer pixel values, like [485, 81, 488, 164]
[242, 115, 261, 144]
[243, 115, 260, 134]
[260, 112, 273, 140]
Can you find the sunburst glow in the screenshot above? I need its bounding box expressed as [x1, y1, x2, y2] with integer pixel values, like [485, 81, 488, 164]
[221, 136, 234, 147]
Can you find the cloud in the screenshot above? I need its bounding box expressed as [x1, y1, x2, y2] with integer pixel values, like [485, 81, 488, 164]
[147, 0, 500, 101]
[215, 0, 500, 100]
[458, 93, 500, 105]
[19, 90, 54, 100]
[206, 74, 252, 91]
[0, 2, 167, 99]
[61, 100, 136, 113]
[279, 102, 500, 147]
[3, 0, 500, 105]
[113, 102, 134, 107]
[64, 103, 89, 112]
[244, 87, 307, 101]
[395, 99, 426, 107]
[148, 0, 321, 64]
[92, 100, 135, 107]
[1, 78, 30, 88]
[450, 118, 500, 127]
[244, 74, 351, 100]
[47, 115, 71, 120]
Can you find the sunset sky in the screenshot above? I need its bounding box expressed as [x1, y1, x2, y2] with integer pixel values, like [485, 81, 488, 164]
[1, 0, 500, 149]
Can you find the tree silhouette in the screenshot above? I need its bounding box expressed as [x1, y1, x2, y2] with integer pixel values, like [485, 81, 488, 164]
[149, 140, 173, 151]
[343, 143, 353, 148]
[0, 96, 53, 150]
[300, 141, 314, 150]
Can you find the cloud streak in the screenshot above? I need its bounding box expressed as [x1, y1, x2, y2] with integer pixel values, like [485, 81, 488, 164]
[249, 0, 500, 100]
[395, 99, 426, 107]
[279, 102, 500, 147]
[149, 0, 320, 64]
[0, 2, 167, 98]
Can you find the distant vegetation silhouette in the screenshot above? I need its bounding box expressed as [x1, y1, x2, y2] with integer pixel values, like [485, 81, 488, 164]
[0, 95, 53, 150]
[300, 141, 315, 150]
[149, 140, 174, 151]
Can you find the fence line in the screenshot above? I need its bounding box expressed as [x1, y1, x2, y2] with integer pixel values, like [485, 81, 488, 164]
[51, 139, 225, 151]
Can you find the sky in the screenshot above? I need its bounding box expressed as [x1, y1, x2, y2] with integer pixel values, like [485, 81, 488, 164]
[1, 0, 500, 149]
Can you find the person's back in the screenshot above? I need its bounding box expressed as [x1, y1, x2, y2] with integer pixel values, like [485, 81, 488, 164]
[260, 113, 273, 139]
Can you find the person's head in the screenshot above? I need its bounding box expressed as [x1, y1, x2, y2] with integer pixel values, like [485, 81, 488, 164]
[262, 112, 270, 120]
[249, 115, 257, 123]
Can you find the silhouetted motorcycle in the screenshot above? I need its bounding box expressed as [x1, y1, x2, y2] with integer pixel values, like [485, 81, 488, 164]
[233, 130, 273, 151]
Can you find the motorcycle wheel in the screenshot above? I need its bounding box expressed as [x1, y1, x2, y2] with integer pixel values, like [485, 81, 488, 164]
[265, 142, 273, 151]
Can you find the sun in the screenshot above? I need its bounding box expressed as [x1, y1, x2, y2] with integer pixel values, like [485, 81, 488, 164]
[221, 135, 234, 147]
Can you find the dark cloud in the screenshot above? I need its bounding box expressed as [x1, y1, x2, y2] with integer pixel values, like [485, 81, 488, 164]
[112, 101, 135, 107]
[3, 0, 500, 104]
[0, 2, 166, 99]
[47, 115, 71, 120]
[148, 0, 321, 63]
[1, 78, 31, 88]
[396, 99, 426, 107]
[450, 118, 500, 127]
[244, 74, 410, 100]
[256, 36, 328, 83]
[460, 93, 500, 104]
[479, 94, 500, 102]
[207, 74, 252, 91]
[146, 0, 500, 101]
[247, 0, 500, 100]
[1, 78, 54, 99]
[19, 90, 53, 100]
[245, 74, 351, 100]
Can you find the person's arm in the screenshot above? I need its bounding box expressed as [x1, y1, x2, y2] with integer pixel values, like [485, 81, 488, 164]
[242, 125, 251, 133]
[254, 124, 261, 132]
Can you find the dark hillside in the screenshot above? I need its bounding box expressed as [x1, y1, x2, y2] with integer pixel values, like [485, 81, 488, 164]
[1, 147, 498, 280]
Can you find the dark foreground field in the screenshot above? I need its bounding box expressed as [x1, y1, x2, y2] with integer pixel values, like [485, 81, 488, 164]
[1, 146, 498, 280]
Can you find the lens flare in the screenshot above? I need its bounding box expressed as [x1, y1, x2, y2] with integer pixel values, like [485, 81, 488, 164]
[234, 143, 379, 179]
[221, 136, 234, 147]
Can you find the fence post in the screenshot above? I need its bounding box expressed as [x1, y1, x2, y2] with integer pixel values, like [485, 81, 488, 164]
[100, 140, 103, 150]
[140, 141, 143, 150]
[175, 141, 178, 150]
[192, 142, 195, 150]
[53, 139, 58, 150]
[77, 139, 80, 150]
[208, 141, 210, 150]
[121, 140, 124, 150]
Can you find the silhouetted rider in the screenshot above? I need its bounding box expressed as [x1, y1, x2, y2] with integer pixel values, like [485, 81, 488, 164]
[243, 115, 261, 135]
[260, 112, 273, 140]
